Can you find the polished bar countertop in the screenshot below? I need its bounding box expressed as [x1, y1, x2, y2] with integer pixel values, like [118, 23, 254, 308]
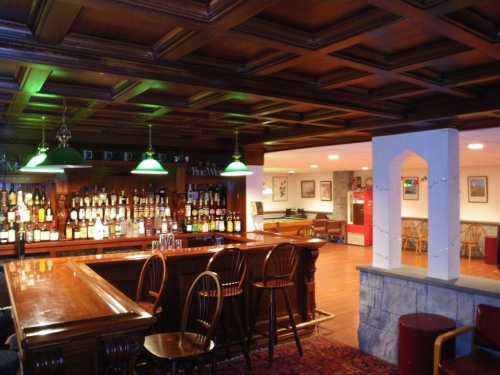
[4, 231, 325, 351]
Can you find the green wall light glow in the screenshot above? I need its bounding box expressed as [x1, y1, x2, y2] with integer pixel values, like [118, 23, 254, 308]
[20, 150, 64, 174]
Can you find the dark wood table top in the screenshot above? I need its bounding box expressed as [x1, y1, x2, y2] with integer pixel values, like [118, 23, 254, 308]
[3, 231, 325, 350]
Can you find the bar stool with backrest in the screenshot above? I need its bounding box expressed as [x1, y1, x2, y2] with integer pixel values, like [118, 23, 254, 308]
[206, 248, 252, 370]
[144, 271, 222, 374]
[248, 242, 303, 366]
[462, 224, 486, 261]
[136, 251, 167, 318]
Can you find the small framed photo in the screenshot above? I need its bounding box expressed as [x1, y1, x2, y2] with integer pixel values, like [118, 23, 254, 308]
[320, 181, 332, 201]
[301, 180, 315, 198]
[272, 176, 288, 202]
[468, 176, 488, 203]
[402, 177, 419, 200]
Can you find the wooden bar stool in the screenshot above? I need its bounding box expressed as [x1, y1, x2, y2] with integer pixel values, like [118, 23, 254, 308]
[144, 271, 223, 374]
[136, 251, 167, 317]
[206, 248, 252, 370]
[248, 242, 303, 366]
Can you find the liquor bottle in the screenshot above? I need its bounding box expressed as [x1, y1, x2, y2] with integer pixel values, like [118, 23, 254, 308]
[38, 200, 46, 223]
[185, 217, 192, 233]
[69, 201, 78, 222]
[7, 223, 16, 243]
[0, 183, 7, 208]
[0, 223, 8, 244]
[234, 213, 242, 233]
[8, 184, 16, 207]
[171, 214, 178, 233]
[210, 215, 216, 232]
[78, 197, 85, 220]
[192, 217, 198, 233]
[161, 215, 169, 234]
[50, 221, 59, 241]
[25, 222, 34, 243]
[102, 216, 109, 239]
[41, 223, 50, 242]
[33, 221, 41, 242]
[218, 216, 225, 232]
[94, 214, 104, 240]
[65, 220, 73, 240]
[226, 212, 234, 233]
[80, 219, 88, 239]
[46, 202, 53, 223]
[88, 218, 95, 239]
[138, 218, 145, 236]
[115, 219, 122, 237]
[6, 205, 15, 224]
[73, 220, 81, 240]
[201, 215, 209, 233]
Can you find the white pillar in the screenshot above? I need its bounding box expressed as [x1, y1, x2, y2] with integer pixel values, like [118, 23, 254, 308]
[427, 131, 460, 280]
[372, 141, 402, 269]
[245, 165, 264, 232]
[371, 129, 460, 280]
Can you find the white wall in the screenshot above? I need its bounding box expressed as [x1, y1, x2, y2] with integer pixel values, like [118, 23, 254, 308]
[263, 172, 333, 213]
[355, 165, 500, 223]
[245, 165, 264, 232]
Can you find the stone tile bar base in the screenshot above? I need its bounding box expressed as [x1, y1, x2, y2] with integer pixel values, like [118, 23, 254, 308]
[357, 266, 500, 364]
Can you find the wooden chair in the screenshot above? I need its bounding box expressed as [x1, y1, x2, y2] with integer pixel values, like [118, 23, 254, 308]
[434, 304, 500, 375]
[462, 224, 486, 261]
[144, 271, 223, 374]
[248, 243, 303, 366]
[415, 221, 428, 254]
[315, 213, 329, 220]
[401, 221, 417, 251]
[311, 219, 328, 239]
[136, 251, 167, 316]
[326, 220, 346, 241]
[206, 248, 251, 370]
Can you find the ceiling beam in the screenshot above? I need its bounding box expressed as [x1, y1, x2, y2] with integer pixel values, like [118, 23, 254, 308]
[7, 66, 51, 116]
[155, 0, 279, 61]
[29, 0, 82, 44]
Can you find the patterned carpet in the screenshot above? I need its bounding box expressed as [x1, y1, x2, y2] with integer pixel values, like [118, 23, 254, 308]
[216, 335, 397, 374]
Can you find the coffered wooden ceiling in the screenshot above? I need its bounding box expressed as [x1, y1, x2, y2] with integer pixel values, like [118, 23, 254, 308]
[1, 0, 500, 153]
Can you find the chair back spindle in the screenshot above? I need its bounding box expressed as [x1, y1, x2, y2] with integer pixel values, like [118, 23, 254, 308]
[136, 251, 167, 315]
[263, 243, 298, 286]
[181, 271, 223, 352]
[207, 248, 247, 296]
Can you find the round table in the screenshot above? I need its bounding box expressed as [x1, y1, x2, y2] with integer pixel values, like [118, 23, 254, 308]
[398, 313, 456, 375]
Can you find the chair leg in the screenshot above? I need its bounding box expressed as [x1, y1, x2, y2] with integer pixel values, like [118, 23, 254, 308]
[281, 288, 303, 357]
[268, 289, 276, 367]
[211, 352, 217, 375]
[231, 296, 252, 370]
[468, 245, 472, 261]
[219, 304, 230, 359]
[171, 360, 177, 375]
[247, 288, 262, 348]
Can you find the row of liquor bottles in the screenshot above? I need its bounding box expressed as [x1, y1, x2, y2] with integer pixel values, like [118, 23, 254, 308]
[0, 182, 242, 244]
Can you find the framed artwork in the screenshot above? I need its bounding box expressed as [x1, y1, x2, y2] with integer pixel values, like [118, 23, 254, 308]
[402, 177, 419, 200]
[301, 180, 315, 198]
[468, 176, 488, 203]
[320, 181, 332, 201]
[272, 176, 288, 202]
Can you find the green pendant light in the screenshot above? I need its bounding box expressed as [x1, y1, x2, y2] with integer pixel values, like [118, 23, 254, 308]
[39, 98, 91, 169]
[131, 123, 168, 175]
[20, 125, 64, 174]
[221, 129, 253, 177]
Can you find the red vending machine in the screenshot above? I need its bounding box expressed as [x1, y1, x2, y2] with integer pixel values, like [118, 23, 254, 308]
[346, 190, 373, 246]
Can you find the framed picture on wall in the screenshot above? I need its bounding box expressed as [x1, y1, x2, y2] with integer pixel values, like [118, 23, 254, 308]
[320, 181, 332, 201]
[301, 180, 315, 198]
[402, 177, 419, 200]
[468, 176, 488, 203]
[272, 176, 288, 202]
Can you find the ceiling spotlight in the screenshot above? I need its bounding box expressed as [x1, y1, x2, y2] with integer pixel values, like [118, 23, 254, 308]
[288, 170, 295, 174]
[310, 164, 319, 169]
[361, 166, 369, 171]
[467, 143, 484, 150]
[328, 154, 340, 160]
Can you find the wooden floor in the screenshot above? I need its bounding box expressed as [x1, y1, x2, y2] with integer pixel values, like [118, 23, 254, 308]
[315, 243, 500, 349]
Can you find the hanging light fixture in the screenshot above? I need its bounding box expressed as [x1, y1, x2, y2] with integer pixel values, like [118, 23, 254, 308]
[20, 125, 64, 174]
[131, 123, 168, 175]
[221, 129, 253, 177]
[39, 98, 91, 169]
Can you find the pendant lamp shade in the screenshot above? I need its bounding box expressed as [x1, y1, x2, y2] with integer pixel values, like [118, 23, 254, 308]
[221, 130, 253, 177]
[39, 98, 90, 169]
[20, 126, 64, 174]
[130, 124, 168, 175]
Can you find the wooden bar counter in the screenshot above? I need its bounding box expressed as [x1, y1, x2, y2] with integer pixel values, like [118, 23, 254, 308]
[4, 232, 325, 375]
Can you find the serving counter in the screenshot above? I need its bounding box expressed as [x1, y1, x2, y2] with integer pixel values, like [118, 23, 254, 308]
[3, 232, 326, 375]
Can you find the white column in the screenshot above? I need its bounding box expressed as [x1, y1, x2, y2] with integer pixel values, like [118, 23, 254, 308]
[371, 128, 460, 280]
[372, 140, 402, 269]
[245, 165, 264, 232]
[427, 131, 460, 280]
